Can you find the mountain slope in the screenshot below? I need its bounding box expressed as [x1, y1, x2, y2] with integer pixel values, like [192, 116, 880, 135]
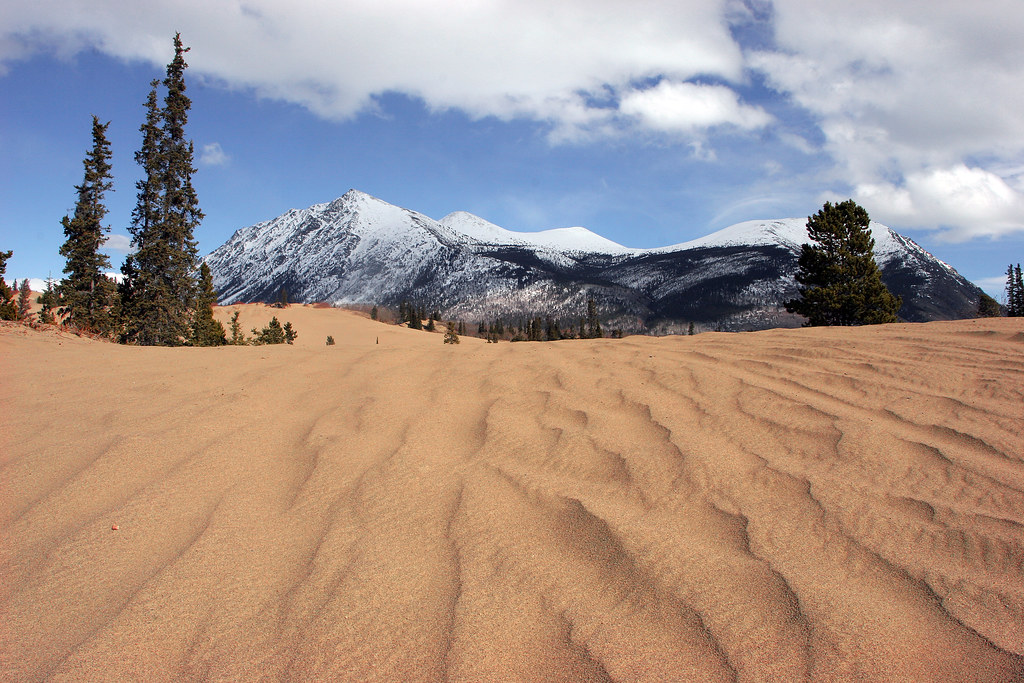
[205, 191, 986, 331]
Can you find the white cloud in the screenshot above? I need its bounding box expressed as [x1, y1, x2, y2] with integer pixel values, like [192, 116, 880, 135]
[855, 165, 1024, 241]
[752, 0, 1024, 238]
[0, 0, 747, 137]
[619, 81, 771, 134]
[199, 142, 229, 166]
[4, 0, 1024, 240]
[102, 233, 132, 253]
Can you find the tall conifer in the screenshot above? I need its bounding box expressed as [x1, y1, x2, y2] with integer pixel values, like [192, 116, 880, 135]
[122, 35, 203, 345]
[57, 116, 118, 334]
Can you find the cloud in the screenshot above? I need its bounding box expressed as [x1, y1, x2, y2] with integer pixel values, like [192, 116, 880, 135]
[4, 0, 1023, 240]
[619, 81, 771, 134]
[854, 165, 1024, 241]
[199, 142, 229, 166]
[102, 233, 132, 253]
[0, 0, 747, 137]
[750, 0, 1024, 238]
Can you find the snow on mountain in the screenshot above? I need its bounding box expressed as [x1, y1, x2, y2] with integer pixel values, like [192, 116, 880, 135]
[205, 189, 986, 329]
[440, 211, 632, 255]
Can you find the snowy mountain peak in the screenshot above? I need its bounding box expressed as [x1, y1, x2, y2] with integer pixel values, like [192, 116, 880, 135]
[439, 211, 631, 254]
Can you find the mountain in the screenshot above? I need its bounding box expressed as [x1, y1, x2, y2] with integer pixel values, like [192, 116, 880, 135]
[205, 190, 986, 332]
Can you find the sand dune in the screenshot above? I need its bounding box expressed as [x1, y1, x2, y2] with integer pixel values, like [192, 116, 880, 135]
[2, 310, 1023, 682]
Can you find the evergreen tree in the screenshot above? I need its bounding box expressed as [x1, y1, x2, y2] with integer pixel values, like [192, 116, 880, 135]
[38, 278, 58, 324]
[252, 316, 287, 344]
[191, 262, 226, 346]
[122, 35, 203, 345]
[57, 116, 118, 335]
[1007, 264, 1024, 317]
[444, 321, 460, 344]
[283, 321, 297, 344]
[17, 279, 32, 319]
[785, 200, 901, 326]
[0, 251, 17, 320]
[425, 318, 435, 332]
[976, 292, 1001, 318]
[228, 310, 246, 345]
[326, 335, 336, 345]
[586, 298, 603, 338]
[370, 305, 378, 321]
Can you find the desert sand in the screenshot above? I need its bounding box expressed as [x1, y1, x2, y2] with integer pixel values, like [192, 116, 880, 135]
[1, 307, 1022, 682]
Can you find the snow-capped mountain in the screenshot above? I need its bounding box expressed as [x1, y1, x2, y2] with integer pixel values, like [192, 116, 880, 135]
[205, 190, 985, 331]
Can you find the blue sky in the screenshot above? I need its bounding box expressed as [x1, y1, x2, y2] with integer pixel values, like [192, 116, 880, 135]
[2, 0, 1023, 298]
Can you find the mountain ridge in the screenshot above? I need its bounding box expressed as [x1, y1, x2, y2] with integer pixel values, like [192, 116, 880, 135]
[205, 189, 985, 331]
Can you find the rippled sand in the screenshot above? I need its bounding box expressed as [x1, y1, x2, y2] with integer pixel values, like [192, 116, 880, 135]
[2, 308, 1022, 681]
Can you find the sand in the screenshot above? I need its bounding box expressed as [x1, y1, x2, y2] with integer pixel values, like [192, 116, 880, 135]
[1, 307, 1023, 682]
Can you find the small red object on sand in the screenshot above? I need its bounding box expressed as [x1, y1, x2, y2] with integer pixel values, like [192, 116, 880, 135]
[111, 524, 119, 531]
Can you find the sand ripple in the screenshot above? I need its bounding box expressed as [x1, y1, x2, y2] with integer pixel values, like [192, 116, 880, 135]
[1, 313, 1022, 681]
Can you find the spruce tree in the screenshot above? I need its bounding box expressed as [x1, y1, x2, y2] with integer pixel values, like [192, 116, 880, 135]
[17, 279, 32, 320]
[57, 116, 119, 335]
[977, 292, 1001, 318]
[122, 35, 203, 345]
[228, 310, 246, 344]
[444, 321, 460, 344]
[0, 251, 17, 320]
[192, 262, 226, 345]
[785, 200, 901, 326]
[1007, 264, 1024, 317]
[586, 298, 603, 338]
[38, 278, 58, 324]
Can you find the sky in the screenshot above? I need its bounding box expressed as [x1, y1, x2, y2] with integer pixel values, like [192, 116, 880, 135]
[2, 0, 1023, 298]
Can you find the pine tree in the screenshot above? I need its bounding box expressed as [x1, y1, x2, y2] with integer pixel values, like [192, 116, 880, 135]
[17, 279, 32, 320]
[253, 316, 287, 344]
[283, 321, 297, 344]
[977, 292, 1001, 318]
[1006, 264, 1024, 317]
[228, 310, 246, 344]
[191, 262, 226, 345]
[38, 278, 58, 324]
[122, 35, 203, 345]
[586, 298, 603, 338]
[444, 321, 460, 344]
[57, 116, 118, 335]
[370, 305, 378, 321]
[785, 200, 901, 326]
[0, 251, 17, 320]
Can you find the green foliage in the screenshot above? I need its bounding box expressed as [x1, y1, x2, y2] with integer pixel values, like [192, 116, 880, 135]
[121, 35, 203, 345]
[0, 251, 17, 320]
[37, 278, 58, 324]
[976, 292, 1001, 318]
[191, 262, 226, 346]
[425, 318, 435, 332]
[17, 279, 32, 320]
[326, 335, 335, 345]
[443, 320, 460, 344]
[57, 116, 119, 335]
[228, 310, 247, 345]
[1006, 264, 1024, 317]
[370, 305, 378, 321]
[251, 316, 295, 345]
[586, 298, 603, 338]
[785, 200, 901, 326]
[273, 287, 289, 308]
